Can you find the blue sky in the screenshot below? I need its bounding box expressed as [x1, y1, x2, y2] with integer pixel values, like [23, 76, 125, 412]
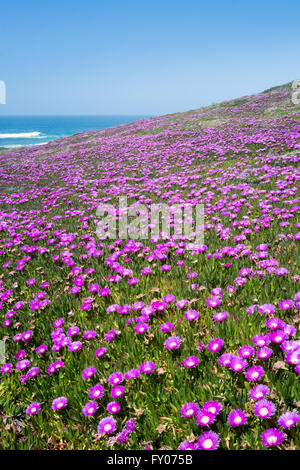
[1, 0, 300, 115]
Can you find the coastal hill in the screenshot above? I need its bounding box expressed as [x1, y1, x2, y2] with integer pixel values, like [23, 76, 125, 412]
[0, 82, 299, 450]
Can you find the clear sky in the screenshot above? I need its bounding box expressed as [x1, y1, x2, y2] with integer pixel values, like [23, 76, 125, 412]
[1, 0, 300, 116]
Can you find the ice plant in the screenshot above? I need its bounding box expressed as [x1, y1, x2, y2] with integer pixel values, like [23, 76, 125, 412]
[183, 356, 199, 368]
[207, 338, 224, 353]
[89, 384, 104, 400]
[202, 401, 222, 416]
[98, 416, 117, 434]
[26, 402, 41, 415]
[82, 366, 97, 380]
[181, 402, 199, 418]
[227, 409, 247, 427]
[245, 366, 265, 381]
[139, 361, 156, 374]
[82, 401, 98, 416]
[277, 411, 300, 429]
[261, 428, 285, 447]
[106, 401, 121, 414]
[197, 431, 220, 450]
[253, 400, 276, 419]
[196, 410, 216, 427]
[164, 336, 181, 350]
[0, 83, 299, 451]
[52, 397, 68, 410]
[249, 384, 270, 400]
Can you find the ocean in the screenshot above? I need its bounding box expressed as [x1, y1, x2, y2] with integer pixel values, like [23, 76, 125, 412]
[0, 115, 150, 149]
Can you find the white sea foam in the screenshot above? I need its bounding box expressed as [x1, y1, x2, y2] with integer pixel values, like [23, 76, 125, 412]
[1, 142, 49, 149]
[0, 131, 42, 138]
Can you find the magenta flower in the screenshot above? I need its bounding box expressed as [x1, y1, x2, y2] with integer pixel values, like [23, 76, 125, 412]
[218, 353, 234, 367]
[52, 397, 68, 410]
[116, 429, 130, 443]
[202, 401, 222, 416]
[180, 402, 199, 418]
[164, 336, 181, 350]
[0, 363, 12, 374]
[183, 356, 199, 368]
[227, 409, 247, 427]
[160, 322, 174, 332]
[206, 297, 221, 308]
[105, 330, 117, 341]
[285, 349, 300, 365]
[27, 367, 39, 378]
[132, 301, 145, 310]
[238, 345, 255, 358]
[213, 311, 229, 322]
[26, 402, 41, 415]
[89, 384, 104, 400]
[196, 410, 216, 427]
[83, 330, 97, 340]
[125, 418, 135, 431]
[197, 431, 220, 450]
[256, 347, 273, 360]
[207, 338, 224, 353]
[278, 299, 294, 311]
[152, 301, 167, 311]
[68, 341, 82, 352]
[253, 334, 270, 347]
[245, 365, 265, 381]
[117, 304, 131, 315]
[277, 411, 300, 429]
[141, 267, 152, 275]
[134, 323, 149, 334]
[108, 372, 123, 385]
[139, 361, 156, 374]
[106, 401, 121, 414]
[253, 399, 276, 419]
[258, 304, 276, 315]
[82, 401, 98, 416]
[261, 428, 285, 447]
[53, 318, 64, 328]
[268, 330, 288, 344]
[230, 356, 248, 372]
[184, 309, 199, 321]
[176, 299, 189, 309]
[35, 344, 48, 354]
[82, 366, 97, 380]
[265, 317, 285, 330]
[47, 360, 64, 374]
[275, 268, 288, 276]
[178, 441, 197, 450]
[99, 287, 111, 296]
[111, 385, 124, 398]
[95, 347, 107, 357]
[106, 304, 119, 313]
[98, 416, 117, 434]
[283, 324, 296, 336]
[163, 294, 176, 303]
[249, 384, 270, 400]
[67, 326, 80, 337]
[16, 359, 30, 371]
[124, 369, 140, 380]
[21, 330, 33, 341]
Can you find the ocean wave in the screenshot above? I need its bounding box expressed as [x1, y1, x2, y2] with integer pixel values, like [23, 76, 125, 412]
[0, 131, 42, 139]
[0, 142, 49, 149]
[0, 144, 24, 148]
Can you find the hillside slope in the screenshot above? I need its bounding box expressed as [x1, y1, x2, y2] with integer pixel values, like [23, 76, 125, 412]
[0, 82, 299, 450]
